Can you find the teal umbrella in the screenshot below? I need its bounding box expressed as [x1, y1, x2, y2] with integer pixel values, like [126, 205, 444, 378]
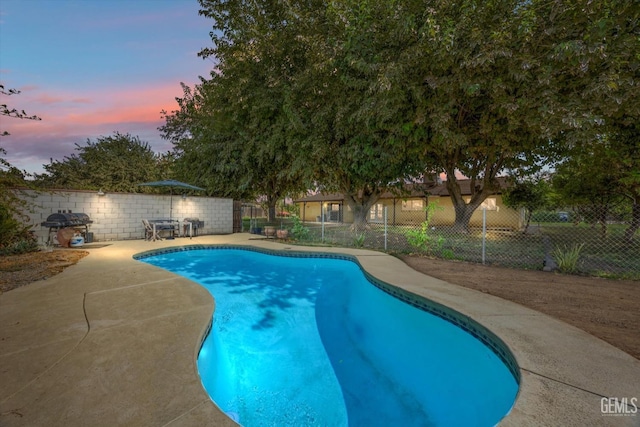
[137, 179, 205, 219]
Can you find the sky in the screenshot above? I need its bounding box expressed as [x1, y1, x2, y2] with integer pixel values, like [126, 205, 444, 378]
[0, 0, 215, 175]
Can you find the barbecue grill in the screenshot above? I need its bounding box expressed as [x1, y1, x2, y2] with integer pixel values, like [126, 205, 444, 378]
[41, 212, 93, 244]
[42, 212, 92, 228]
[183, 217, 204, 237]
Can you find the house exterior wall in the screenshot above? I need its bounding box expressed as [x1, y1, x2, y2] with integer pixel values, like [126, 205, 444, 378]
[426, 196, 523, 229]
[299, 201, 354, 223]
[18, 189, 233, 244]
[384, 197, 430, 225]
[296, 195, 523, 230]
[299, 202, 321, 222]
[343, 205, 354, 223]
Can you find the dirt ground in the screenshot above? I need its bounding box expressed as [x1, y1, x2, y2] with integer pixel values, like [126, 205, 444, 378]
[0, 249, 637, 360]
[0, 249, 89, 293]
[400, 255, 640, 361]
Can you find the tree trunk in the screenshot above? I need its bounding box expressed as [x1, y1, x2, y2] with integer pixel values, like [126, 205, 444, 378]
[624, 200, 640, 243]
[343, 188, 380, 233]
[598, 205, 609, 238]
[350, 204, 371, 232]
[265, 194, 278, 222]
[452, 202, 477, 233]
[522, 209, 533, 234]
[444, 170, 492, 234]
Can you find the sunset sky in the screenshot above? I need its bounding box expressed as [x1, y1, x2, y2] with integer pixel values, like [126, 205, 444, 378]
[0, 0, 215, 174]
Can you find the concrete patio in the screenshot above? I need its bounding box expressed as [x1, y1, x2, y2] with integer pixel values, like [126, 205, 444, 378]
[1, 234, 638, 426]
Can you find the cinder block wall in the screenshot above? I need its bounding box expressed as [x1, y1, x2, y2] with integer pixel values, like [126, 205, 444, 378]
[18, 189, 233, 244]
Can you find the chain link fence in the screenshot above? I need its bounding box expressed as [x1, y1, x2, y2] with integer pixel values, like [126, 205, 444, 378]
[244, 206, 639, 280]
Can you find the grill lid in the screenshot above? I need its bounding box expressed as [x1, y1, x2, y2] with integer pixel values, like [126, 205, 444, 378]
[41, 212, 93, 227]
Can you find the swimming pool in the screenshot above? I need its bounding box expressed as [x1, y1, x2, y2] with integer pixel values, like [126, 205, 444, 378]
[137, 246, 519, 426]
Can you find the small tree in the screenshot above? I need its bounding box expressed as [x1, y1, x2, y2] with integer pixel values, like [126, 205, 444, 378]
[503, 177, 551, 233]
[551, 138, 628, 238]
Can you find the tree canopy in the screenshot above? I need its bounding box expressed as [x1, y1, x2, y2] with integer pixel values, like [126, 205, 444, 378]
[163, 1, 318, 219]
[551, 122, 640, 241]
[333, 0, 639, 231]
[162, 0, 638, 230]
[503, 175, 551, 232]
[35, 132, 169, 192]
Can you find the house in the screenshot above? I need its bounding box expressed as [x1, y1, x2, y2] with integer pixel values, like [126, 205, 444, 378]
[294, 177, 524, 230]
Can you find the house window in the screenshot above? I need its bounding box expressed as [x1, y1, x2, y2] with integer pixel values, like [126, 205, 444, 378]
[465, 197, 498, 211]
[480, 198, 497, 211]
[401, 199, 424, 211]
[369, 203, 384, 222]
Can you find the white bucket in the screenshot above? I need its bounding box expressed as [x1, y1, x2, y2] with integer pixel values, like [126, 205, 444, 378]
[70, 235, 85, 247]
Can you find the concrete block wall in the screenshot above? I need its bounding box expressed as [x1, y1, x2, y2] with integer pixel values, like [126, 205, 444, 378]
[18, 189, 233, 244]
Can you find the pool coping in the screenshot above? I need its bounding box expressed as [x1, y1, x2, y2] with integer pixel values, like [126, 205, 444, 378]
[1, 234, 639, 426]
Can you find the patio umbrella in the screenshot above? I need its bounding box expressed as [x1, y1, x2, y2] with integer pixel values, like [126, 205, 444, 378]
[137, 179, 205, 219]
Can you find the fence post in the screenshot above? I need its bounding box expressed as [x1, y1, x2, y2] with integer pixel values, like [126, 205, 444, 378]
[384, 206, 388, 251]
[482, 207, 487, 264]
[321, 203, 325, 242]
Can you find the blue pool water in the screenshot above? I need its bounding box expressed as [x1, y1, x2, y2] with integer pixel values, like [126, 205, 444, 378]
[139, 248, 519, 426]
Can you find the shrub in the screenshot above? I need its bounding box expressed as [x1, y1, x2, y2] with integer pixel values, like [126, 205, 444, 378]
[290, 215, 310, 241]
[0, 237, 39, 256]
[353, 232, 365, 248]
[0, 205, 38, 255]
[404, 203, 446, 254]
[552, 243, 585, 274]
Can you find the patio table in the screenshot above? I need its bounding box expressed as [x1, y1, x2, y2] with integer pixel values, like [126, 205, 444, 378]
[148, 219, 193, 240]
[148, 219, 179, 240]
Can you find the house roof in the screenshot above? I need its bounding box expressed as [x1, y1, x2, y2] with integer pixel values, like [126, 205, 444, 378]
[294, 192, 345, 203]
[294, 177, 510, 203]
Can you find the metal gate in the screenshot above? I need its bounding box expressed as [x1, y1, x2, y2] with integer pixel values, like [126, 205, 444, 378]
[233, 201, 243, 232]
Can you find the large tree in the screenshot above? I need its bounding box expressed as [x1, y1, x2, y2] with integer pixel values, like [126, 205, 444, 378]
[173, 0, 637, 232]
[162, 0, 311, 220]
[188, 1, 425, 228]
[612, 121, 640, 243]
[288, 1, 428, 229]
[548, 0, 639, 241]
[345, 0, 639, 232]
[35, 132, 165, 192]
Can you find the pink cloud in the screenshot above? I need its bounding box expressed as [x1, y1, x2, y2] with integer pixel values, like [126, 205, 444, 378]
[55, 83, 183, 126]
[34, 94, 66, 105]
[2, 80, 190, 173]
[16, 84, 40, 92]
[71, 98, 92, 104]
[6, 81, 184, 128]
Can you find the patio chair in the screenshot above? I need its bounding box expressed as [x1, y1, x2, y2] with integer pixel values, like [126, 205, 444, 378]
[142, 219, 161, 241]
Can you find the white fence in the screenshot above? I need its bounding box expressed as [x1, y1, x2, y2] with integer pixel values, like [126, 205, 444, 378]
[19, 189, 233, 244]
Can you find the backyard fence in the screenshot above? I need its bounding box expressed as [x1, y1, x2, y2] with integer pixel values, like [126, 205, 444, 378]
[17, 189, 234, 244]
[247, 206, 640, 280]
